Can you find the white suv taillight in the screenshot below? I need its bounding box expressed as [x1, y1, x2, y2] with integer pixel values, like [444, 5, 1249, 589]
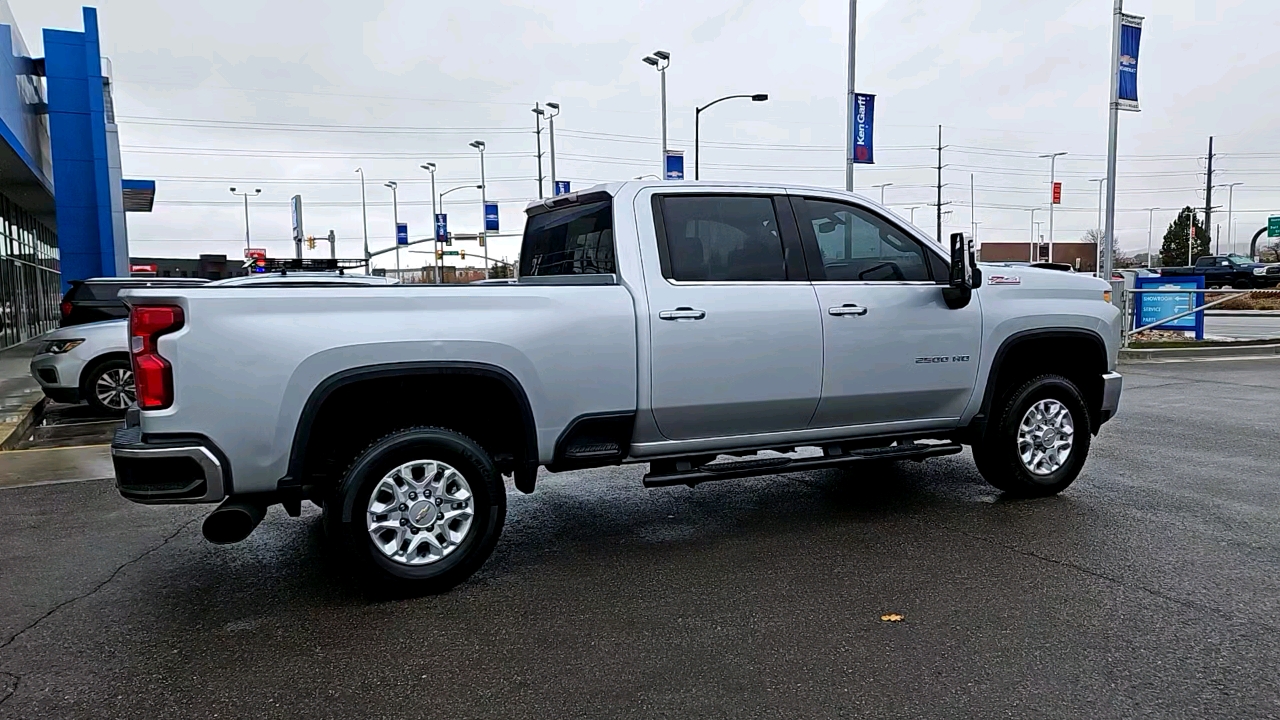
[129, 305, 184, 410]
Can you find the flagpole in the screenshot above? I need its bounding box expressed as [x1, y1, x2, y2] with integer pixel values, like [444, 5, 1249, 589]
[1102, 0, 1123, 280]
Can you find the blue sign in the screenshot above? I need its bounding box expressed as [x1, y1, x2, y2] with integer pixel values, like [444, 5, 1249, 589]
[554, 181, 571, 196]
[484, 203, 499, 232]
[434, 213, 448, 244]
[396, 222, 408, 246]
[851, 93, 875, 164]
[664, 150, 684, 181]
[1117, 14, 1143, 111]
[1135, 275, 1204, 340]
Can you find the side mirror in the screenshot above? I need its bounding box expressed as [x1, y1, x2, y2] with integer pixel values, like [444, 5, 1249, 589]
[941, 232, 980, 309]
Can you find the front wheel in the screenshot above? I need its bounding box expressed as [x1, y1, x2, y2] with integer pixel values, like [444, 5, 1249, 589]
[972, 374, 1091, 497]
[329, 427, 506, 594]
[84, 358, 135, 415]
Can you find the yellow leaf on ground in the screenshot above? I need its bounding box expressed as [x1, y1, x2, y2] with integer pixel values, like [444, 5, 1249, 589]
[880, 613, 904, 622]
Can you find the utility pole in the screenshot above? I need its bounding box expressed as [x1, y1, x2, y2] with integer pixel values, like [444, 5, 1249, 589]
[421, 163, 440, 283]
[532, 103, 545, 199]
[1204, 136, 1215, 241]
[845, 0, 857, 192]
[935, 125, 945, 243]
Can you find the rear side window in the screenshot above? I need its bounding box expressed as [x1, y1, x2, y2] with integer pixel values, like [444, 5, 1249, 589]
[520, 201, 616, 277]
[657, 195, 787, 282]
[69, 283, 127, 301]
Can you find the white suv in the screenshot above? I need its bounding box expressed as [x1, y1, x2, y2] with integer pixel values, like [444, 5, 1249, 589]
[31, 319, 132, 414]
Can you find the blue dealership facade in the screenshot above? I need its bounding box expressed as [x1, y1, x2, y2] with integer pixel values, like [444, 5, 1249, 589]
[0, 3, 149, 346]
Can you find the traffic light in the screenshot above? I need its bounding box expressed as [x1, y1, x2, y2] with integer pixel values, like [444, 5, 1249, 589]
[460, 249, 466, 260]
[479, 235, 485, 248]
[436, 250, 443, 261]
[306, 235, 316, 250]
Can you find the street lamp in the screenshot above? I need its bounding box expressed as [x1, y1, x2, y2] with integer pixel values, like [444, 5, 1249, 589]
[1217, 182, 1243, 254]
[355, 168, 369, 261]
[1145, 208, 1158, 267]
[1089, 178, 1106, 236]
[905, 205, 921, 225]
[871, 182, 893, 205]
[1038, 152, 1067, 262]
[384, 181, 400, 277]
[420, 163, 439, 284]
[544, 104, 560, 190]
[228, 187, 261, 251]
[469, 141, 489, 275]
[694, 93, 769, 181]
[642, 50, 671, 166]
[531, 105, 546, 198]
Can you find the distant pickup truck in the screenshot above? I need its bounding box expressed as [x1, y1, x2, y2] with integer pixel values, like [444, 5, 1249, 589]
[112, 181, 1123, 593]
[1160, 255, 1280, 289]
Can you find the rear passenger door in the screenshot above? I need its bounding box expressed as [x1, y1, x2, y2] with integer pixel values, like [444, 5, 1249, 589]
[642, 192, 824, 441]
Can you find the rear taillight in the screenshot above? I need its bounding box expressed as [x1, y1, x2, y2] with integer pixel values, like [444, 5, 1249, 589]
[60, 300, 72, 319]
[129, 305, 184, 410]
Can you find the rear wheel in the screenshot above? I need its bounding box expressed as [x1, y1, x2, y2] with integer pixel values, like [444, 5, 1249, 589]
[83, 358, 134, 415]
[328, 426, 506, 594]
[972, 374, 1091, 497]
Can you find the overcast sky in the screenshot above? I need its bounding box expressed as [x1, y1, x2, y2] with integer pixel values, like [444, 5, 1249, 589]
[9, 0, 1280, 268]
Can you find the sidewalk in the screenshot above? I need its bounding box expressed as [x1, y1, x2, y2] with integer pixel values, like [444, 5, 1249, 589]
[0, 339, 46, 448]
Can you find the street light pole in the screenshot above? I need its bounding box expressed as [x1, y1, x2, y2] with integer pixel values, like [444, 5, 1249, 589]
[695, 93, 769, 181]
[1221, 182, 1243, 255]
[642, 51, 671, 167]
[545, 104, 560, 190]
[906, 205, 920, 225]
[1039, 152, 1067, 263]
[470, 140, 488, 277]
[385, 181, 400, 278]
[871, 182, 892, 205]
[420, 163, 438, 283]
[229, 187, 261, 251]
[531, 104, 545, 199]
[1090, 178, 1106, 235]
[845, 0, 857, 192]
[355, 168, 369, 263]
[1145, 208, 1156, 267]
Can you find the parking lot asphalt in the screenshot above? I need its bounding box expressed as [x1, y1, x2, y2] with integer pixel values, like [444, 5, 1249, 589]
[1, 358, 1279, 719]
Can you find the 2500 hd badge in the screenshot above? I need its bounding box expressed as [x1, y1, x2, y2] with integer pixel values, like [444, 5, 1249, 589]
[916, 355, 971, 364]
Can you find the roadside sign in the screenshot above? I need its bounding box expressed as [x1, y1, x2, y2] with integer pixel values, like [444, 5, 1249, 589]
[441, 250, 460, 256]
[244, 247, 266, 258]
[1269, 216, 1280, 238]
[396, 222, 408, 246]
[554, 181, 571, 196]
[484, 203, 499, 232]
[435, 213, 448, 243]
[664, 150, 684, 181]
[129, 263, 156, 274]
[1134, 275, 1204, 340]
[290, 195, 304, 242]
[1052, 182, 1062, 204]
[851, 93, 876, 164]
[245, 248, 267, 273]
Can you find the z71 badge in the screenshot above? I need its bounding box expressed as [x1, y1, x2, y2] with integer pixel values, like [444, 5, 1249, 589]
[915, 355, 971, 364]
[988, 275, 1021, 285]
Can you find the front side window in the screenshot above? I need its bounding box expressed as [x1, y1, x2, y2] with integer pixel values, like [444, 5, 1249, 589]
[659, 195, 787, 282]
[521, 200, 615, 277]
[803, 199, 932, 282]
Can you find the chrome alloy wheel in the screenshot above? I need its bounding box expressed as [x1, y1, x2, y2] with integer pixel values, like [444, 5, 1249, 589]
[366, 459, 475, 566]
[1016, 399, 1075, 476]
[95, 368, 135, 410]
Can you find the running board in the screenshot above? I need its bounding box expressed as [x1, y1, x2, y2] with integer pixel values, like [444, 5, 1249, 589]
[642, 443, 963, 488]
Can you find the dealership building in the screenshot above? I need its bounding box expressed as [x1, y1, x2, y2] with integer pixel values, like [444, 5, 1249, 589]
[0, 3, 150, 347]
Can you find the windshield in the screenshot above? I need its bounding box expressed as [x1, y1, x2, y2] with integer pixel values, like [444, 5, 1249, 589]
[1226, 254, 1253, 264]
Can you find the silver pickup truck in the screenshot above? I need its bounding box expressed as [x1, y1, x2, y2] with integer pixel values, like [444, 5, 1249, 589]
[113, 181, 1123, 592]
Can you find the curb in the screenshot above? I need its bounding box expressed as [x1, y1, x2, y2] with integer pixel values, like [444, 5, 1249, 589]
[1120, 342, 1280, 362]
[0, 396, 46, 451]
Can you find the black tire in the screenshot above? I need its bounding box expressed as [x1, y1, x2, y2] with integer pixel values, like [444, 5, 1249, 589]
[82, 358, 134, 416]
[972, 374, 1091, 497]
[328, 426, 505, 594]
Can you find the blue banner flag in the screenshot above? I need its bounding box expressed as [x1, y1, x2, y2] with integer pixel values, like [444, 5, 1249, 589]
[554, 181, 571, 196]
[664, 150, 684, 181]
[1117, 14, 1143, 112]
[851, 93, 875, 164]
[396, 222, 408, 246]
[484, 203, 499, 232]
[434, 213, 448, 244]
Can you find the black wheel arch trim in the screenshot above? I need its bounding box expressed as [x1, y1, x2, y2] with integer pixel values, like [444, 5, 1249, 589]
[972, 328, 1109, 436]
[281, 361, 539, 488]
[546, 410, 637, 473]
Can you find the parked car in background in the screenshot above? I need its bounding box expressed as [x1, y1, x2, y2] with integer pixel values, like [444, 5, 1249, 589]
[60, 277, 208, 327]
[1160, 255, 1280, 289]
[31, 319, 132, 414]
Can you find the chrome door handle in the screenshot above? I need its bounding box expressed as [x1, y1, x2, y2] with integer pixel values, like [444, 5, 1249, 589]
[659, 307, 706, 321]
[828, 304, 868, 317]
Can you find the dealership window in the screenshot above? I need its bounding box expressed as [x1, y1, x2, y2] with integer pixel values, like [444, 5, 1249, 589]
[0, 191, 60, 348]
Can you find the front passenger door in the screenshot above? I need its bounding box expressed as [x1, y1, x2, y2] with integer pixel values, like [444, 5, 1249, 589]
[794, 196, 981, 430]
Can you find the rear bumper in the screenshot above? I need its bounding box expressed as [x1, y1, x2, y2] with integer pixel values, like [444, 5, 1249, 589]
[111, 425, 226, 504]
[1099, 371, 1123, 425]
